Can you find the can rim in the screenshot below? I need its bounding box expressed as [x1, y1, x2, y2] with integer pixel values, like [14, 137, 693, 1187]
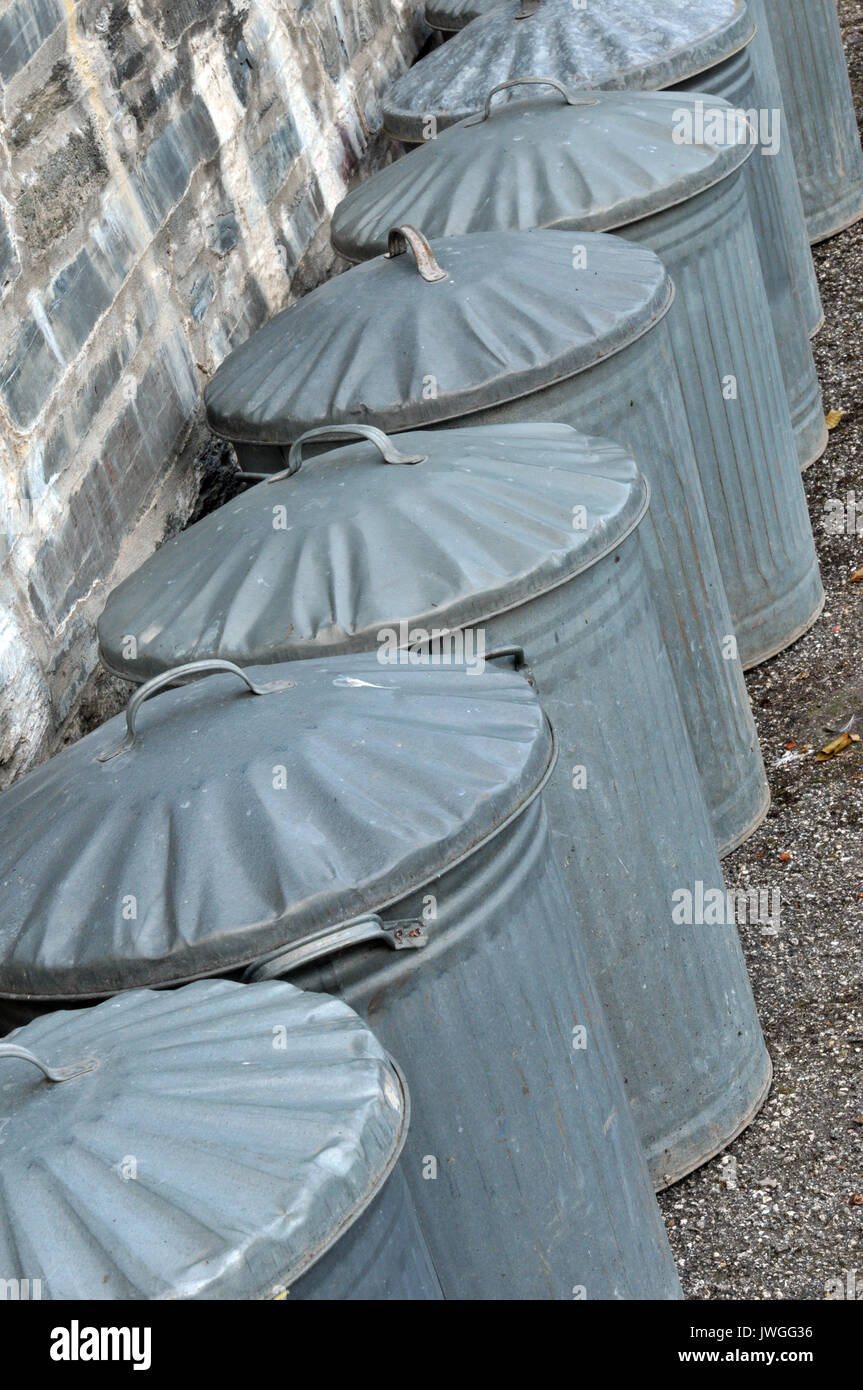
[98, 474, 650, 680]
[206, 277, 676, 447]
[382, 16, 757, 143]
[263, 1055, 415, 1300]
[0, 717, 559, 1003]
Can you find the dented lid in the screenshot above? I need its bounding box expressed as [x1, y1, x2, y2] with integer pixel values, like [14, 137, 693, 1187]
[332, 86, 754, 261]
[383, 0, 753, 143]
[0, 979, 411, 1299]
[0, 654, 552, 1000]
[204, 227, 672, 443]
[98, 423, 648, 680]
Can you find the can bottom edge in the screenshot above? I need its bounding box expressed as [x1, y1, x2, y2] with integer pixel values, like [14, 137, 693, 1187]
[717, 779, 771, 859]
[798, 418, 830, 471]
[650, 1051, 774, 1192]
[807, 195, 863, 249]
[739, 587, 826, 673]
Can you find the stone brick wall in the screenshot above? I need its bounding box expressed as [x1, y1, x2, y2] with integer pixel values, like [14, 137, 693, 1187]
[0, 0, 425, 785]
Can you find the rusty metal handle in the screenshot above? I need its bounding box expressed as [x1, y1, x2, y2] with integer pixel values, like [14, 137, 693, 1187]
[243, 913, 428, 982]
[266, 426, 427, 483]
[405, 633, 532, 678]
[484, 645, 528, 669]
[384, 225, 448, 283]
[97, 659, 296, 763]
[465, 76, 599, 126]
[485, 645, 536, 684]
[0, 1043, 97, 1083]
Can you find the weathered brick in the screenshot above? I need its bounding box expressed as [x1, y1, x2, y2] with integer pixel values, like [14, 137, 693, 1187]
[133, 98, 220, 229]
[0, 0, 422, 779]
[221, 6, 254, 106]
[250, 113, 302, 205]
[207, 211, 240, 256]
[29, 330, 198, 630]
[0, 319, 62, 430]
[188, 269, 215, 322]
[142, 0, 223, 48]
[0, 0, 65, 83]
[16, 125, 109, 254]
[0, 214, 20, 299]
[8, 58, 77, 149]
[44, 247, 115, 363]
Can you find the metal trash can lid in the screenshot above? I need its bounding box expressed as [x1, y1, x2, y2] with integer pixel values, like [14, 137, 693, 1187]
[98, 423, 648, 681]
[0, 654, 553, 1000]
[0, 978, 410, 1299]
[204, 228, 671, 443]
[382, 0, 754, 143]
[333, 87, 754, 261]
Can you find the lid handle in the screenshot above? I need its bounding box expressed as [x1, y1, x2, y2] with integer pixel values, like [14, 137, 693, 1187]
[515, 0, 542, 17]
[466, 76, 600, 126]
[406, 633, 535, 683]
[97, 659, 296, 763]
[384, 225, 448, 283]
[0, 1043, 97, 1084]
[484, 644, 531, 673]
[266, 425, 427, 483]
[243, 913, 428, 982]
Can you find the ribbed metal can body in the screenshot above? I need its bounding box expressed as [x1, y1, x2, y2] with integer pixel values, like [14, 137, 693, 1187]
[675, 45, 826, 465]
[622, 166, 823, 667]
[481, 534, 772, 1186]
[291, 1164, 445, 1300]
[447, 319, 770, 857]
[288, 793, 683, 1299]
[753, 0, 863, 243]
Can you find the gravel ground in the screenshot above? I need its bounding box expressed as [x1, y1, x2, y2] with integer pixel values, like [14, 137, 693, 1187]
[657, 1, 863, 1301]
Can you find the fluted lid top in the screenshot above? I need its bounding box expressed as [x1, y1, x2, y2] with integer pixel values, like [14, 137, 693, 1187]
[333, 86, 753, 261]
[0, 979, 410, 1299]
[384, 0, 753, 142]
[204, 228, 671, 442]
[0, 654, 552, 999]
[98, 423, 647, 681]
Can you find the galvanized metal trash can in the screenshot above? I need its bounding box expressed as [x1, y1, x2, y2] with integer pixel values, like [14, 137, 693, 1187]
[0, 653, 681, 1298]
[203, 226, 769, 857]
[98, 420, 772, 1189]
[675, 1, 823, 342]
[331, 83, 824, 670]
[0, 978, 443, 1300]
[750, 0, 863, 243]
[381, 0, 826, 466]
[386, 0, 752, 129]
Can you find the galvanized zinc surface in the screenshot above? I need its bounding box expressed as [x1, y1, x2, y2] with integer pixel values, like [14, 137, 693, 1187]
[207, 221, 765, 855]
[276, 788, 685, 1295]
[754, 0, 863, 243]
[292, 1165, 444, 1300]
[327, 88, 823, 667]
[204, 229, 671, 443]
[0, 979, 411, 1300]
[624, 172, 824, 668]
[98, 424, 648, 680]
[674, 42, 826, 463]
[332, 89, 753, 260]
[473, 539, 772, 1186]
[0, 656, 552, 999]
[381, 0, 753, 142]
